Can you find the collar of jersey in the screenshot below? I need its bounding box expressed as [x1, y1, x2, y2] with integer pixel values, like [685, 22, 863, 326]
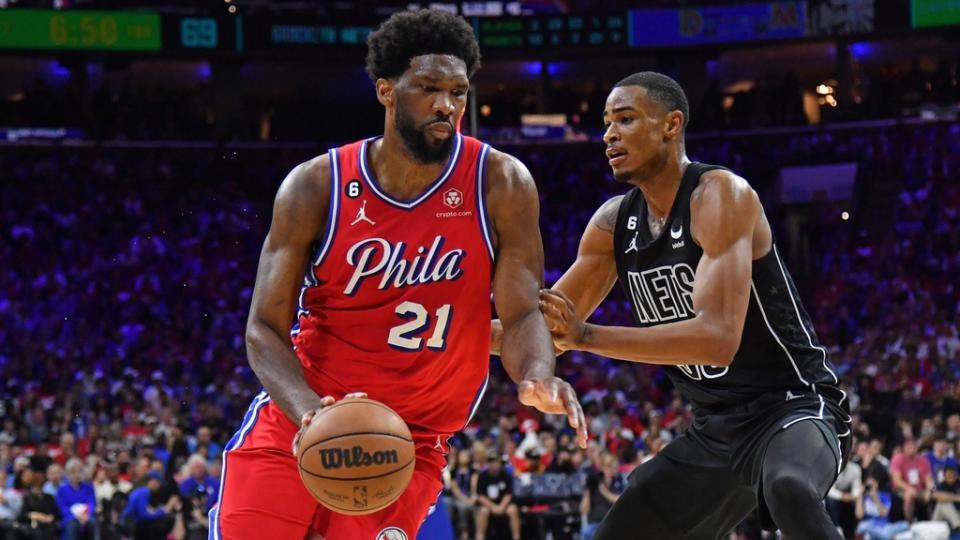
[358, 133, 463, 210]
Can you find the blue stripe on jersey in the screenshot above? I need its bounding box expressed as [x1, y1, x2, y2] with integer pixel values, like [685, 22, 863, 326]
[209, 391, 271, 540]
[475, 144, 495, 261]
[359, 134, 463, 210]
[291, 149, 341, 338]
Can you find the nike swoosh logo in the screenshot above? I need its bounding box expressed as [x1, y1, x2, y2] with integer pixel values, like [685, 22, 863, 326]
[670, 225, 683, 239]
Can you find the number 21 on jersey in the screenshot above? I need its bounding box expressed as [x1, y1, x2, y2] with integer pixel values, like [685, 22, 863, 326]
[387, 301, 452, 351]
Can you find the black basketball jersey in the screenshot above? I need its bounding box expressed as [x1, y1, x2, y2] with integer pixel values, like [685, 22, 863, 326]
[613, 162, 845, 410]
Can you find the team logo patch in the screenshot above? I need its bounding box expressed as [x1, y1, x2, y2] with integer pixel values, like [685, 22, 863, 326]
[443, 188, 463, 209]
[376, 527, 408, 540]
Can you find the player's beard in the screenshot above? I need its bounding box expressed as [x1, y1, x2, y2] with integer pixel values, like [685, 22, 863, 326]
[614, 148, 668, 184]
[395, 100, 453, 165]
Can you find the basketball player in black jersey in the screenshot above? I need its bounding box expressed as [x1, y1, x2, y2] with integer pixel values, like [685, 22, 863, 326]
[536, 72, 851, 538]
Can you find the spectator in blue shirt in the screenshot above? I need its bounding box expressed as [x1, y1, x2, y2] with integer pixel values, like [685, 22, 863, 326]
[178, 455, 218, 513]
[57, 458, 98, 540]
[179, 454, 216, 540]
[187, 427, 222, 460]
[926, 435, 958, 484]
[122, 472, 182, 540]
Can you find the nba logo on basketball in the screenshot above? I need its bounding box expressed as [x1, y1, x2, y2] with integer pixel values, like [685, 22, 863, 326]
[353, 485, 368, 508]
[376, 527, 408, 540]
[443, 188, 463, 209]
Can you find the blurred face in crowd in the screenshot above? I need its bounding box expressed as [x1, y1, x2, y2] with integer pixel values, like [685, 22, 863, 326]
[66, 461, 84, 486]
[934, 439, 949, 457]
[903, 439, 917, 457]
[602, 454, 618, 477]
[380, 54, 468, 164]
[197, 426, 212, 444]
[47, 464, 63, 484]
[946, 467, 958, 486]
[457, 450, 472, 468]
[189, 457, 207, 480]
[602, 85, 684, 184]
[61, 433, 75, 451]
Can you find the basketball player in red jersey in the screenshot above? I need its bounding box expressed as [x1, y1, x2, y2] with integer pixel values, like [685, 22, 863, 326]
[212, 9, 586, 540]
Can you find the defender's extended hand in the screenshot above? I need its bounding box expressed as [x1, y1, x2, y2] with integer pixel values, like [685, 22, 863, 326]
[518, 377, 588, 448]
[292, 392, 367, 457]
[538, 289, 586, 352]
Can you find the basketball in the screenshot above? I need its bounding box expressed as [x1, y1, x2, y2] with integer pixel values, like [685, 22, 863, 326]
[297, 398, 415, 515]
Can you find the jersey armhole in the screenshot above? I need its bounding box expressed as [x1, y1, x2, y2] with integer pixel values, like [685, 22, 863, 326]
[475, 143, 495, 261]
[311, 147, 342, 268]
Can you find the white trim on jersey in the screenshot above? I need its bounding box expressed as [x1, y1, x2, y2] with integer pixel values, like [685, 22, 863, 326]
[359, 134, 463, 210]
[750, 281, 812, 389]
[781, 395, 825, 430]
[771, 246, 838, 384]
[770, 245, 848, 408]
[210, 391, 271, 540]
[291, 148, 341, 337]
[313, 148, 342, 267]
[475, 144, 495, 261]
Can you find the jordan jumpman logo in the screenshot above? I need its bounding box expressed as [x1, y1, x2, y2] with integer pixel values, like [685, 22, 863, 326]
[351, 200, 375, 226]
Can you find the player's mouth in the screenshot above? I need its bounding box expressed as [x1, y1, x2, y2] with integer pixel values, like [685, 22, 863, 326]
[606, 147, 627, 166]
[427, 122, 453, 140]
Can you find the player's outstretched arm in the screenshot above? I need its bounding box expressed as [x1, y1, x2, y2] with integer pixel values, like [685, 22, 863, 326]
[540, 170, 760, 367]
[485, 150, 587, 447]
[490, 197, 620, 356]
[245, 157, 332, 428]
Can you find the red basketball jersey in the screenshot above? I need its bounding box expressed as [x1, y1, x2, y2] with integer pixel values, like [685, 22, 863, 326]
[292, 134, 494, 439]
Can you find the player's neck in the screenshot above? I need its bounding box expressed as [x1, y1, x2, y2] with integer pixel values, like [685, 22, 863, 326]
[634, 154, 691, 220]
[369, 134, 449, 199]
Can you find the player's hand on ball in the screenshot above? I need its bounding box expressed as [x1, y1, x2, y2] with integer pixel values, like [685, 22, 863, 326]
[538, 289, 586, 352]
[518, 377, 588, 448]
[292, 392, 367, 457]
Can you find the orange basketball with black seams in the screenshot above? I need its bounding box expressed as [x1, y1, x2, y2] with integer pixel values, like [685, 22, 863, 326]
[297, 398, 415, 515]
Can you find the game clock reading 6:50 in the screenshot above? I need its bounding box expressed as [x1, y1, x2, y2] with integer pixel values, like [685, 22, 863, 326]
[0, 9, 160, 51]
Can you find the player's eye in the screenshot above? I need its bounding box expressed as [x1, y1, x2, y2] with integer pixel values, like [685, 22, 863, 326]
[421, 85, 438, 93]
[621, 116, 633, 125]
[452, 89, 466, 98]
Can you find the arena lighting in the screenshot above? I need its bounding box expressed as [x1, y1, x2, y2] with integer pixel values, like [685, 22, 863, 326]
[816, 84, 834, 95]
[480, 104, 491, 117]
[842, 211, 850, 221]
[228, 5, 236, 13]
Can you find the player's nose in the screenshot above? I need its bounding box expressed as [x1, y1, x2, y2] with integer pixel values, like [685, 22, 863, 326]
[602, 125, 620, 145]
[433, 93, 456, 116]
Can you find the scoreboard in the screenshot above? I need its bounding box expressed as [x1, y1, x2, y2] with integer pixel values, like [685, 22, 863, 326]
[477, 14, 628, 50]
[161, 14, 238, 53]
[0, 4, 898, 56]
[0, 9, 160, 51]
[0, 8, 627, 55]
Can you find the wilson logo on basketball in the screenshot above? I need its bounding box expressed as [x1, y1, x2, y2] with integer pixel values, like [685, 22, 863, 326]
[443, 188, 463, 209]
[318, 446, 399, 469]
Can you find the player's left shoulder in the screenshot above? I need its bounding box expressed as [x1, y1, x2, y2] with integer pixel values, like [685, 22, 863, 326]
[482, 147, 535, 192]
[690, 167, 760, 217]
[690, 167, 762, 247]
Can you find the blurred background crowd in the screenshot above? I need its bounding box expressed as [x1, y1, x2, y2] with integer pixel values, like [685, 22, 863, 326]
[2, 0, 960, 539]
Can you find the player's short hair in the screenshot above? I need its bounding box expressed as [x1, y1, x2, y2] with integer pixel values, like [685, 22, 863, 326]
[614, 71, 690, 130]
[366, 9, 481, 82]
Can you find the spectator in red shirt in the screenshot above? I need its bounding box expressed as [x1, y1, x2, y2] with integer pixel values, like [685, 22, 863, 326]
[890, 437, 935, 522]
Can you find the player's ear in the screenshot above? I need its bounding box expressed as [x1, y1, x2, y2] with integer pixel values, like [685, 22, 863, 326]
[375, 78, 395, 108]
[664, 110, 684, 141]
